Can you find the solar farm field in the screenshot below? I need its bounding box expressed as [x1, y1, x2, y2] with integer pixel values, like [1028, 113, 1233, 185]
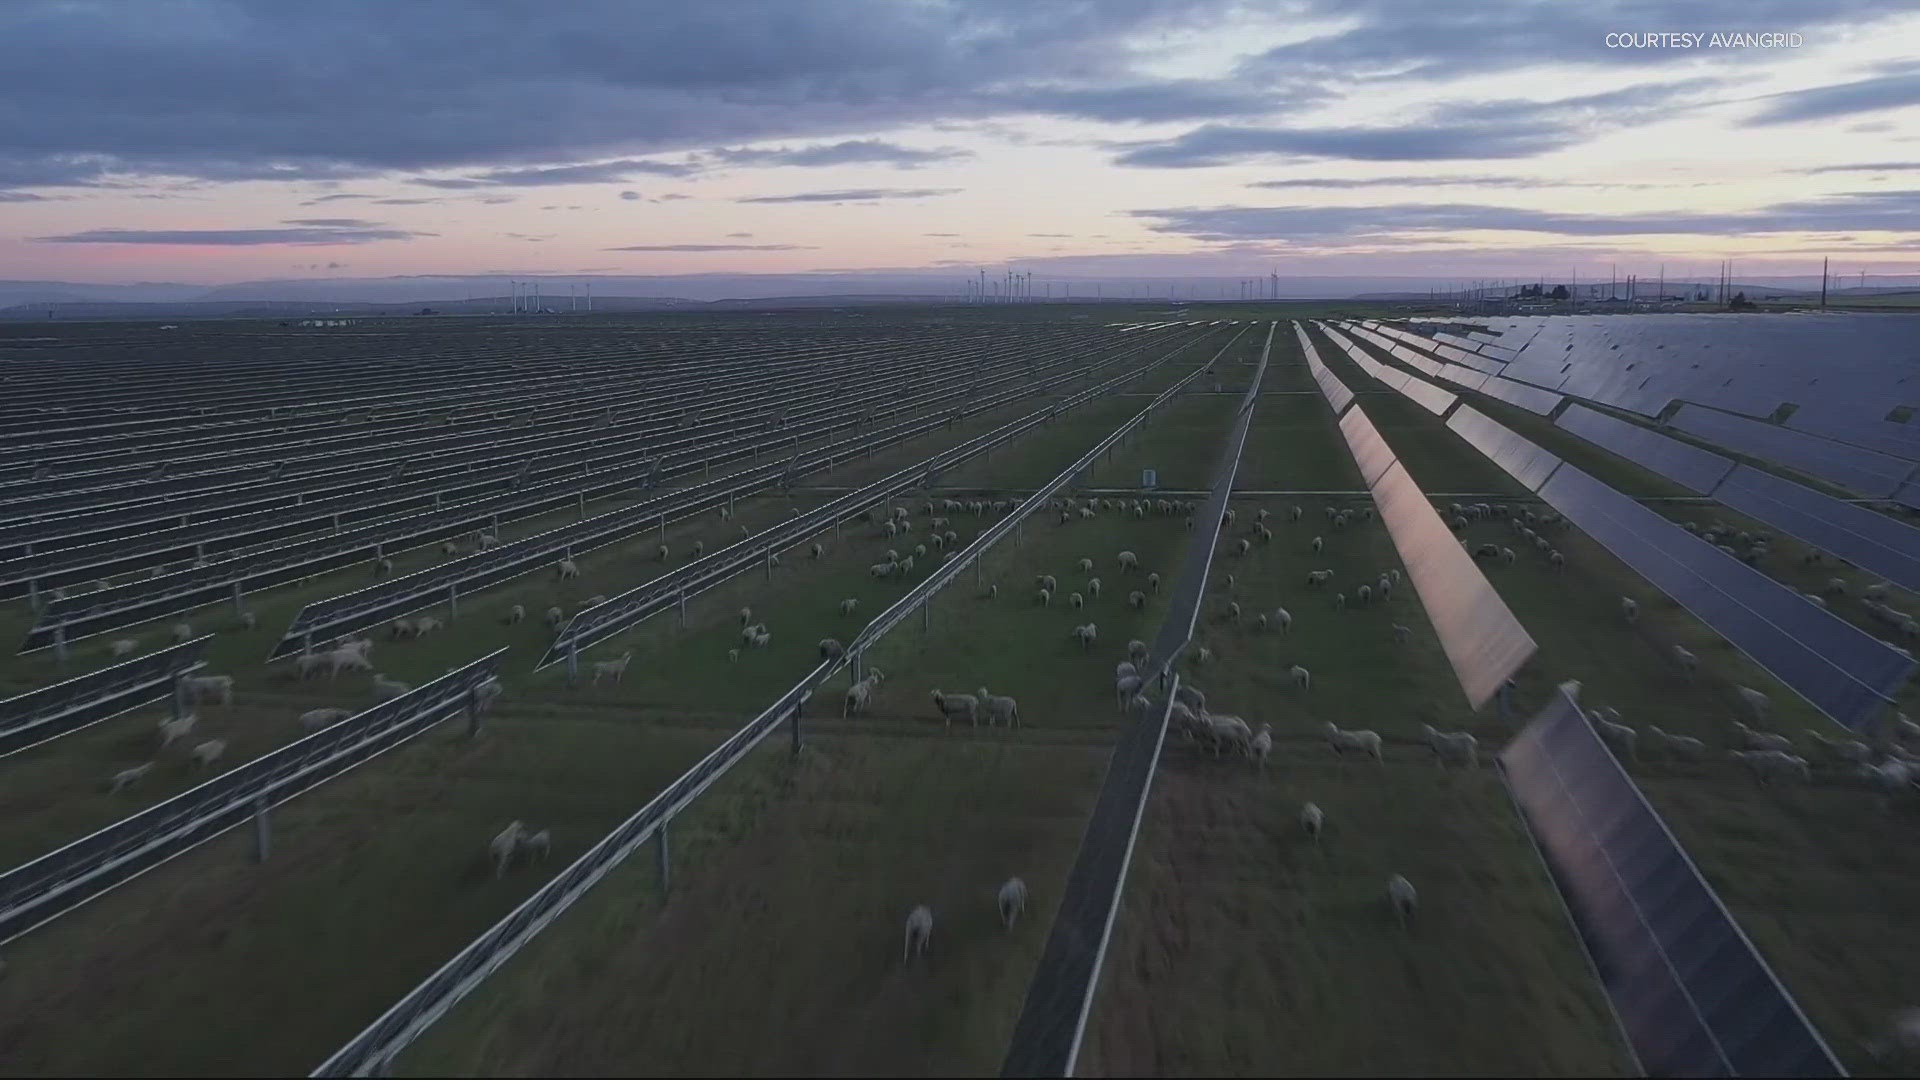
[4, 308, 1920, 1076]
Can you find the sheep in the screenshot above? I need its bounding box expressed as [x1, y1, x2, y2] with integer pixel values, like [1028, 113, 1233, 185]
[843, 672, 883, 718]
[375, 557, 393, 575]
[372, 674, 410, 702]
[1071, 623, 1098, 650]
[1731, 720, 1794, 753]
[1499, 547, 1516, 566]
[1807, 729, 1873, 765]
[1147, 571, 1160, 593]
[1233, 538, 1251, 557]
[591, 651, 634, 685]
[413, 616, 444, 635]
[1289, 665, 1312, 692]
[1174, 683, 1206, 714]
[1298, 802, 1326, 844]
[1672, 644, 1697, 681]
[810, 542, 825, 560]
[1594, 714, 1638, 761]
[1734, 685, 1770, 723]
[750, 628, 771, 649]
[1126, 589, 1147, 611]
[989, 876, 1030, 930]
[519, 829, 552, 862]
[1549, 549, 1564, 568]
[1334, 592, 1346, 611]
[300, 706, 352, 732]
[818, 637, 845, 660]
[185, 674, 235, 707]
[505, 604, 526, 625]
[237, 610, 257, 631]
[390, 617, 418, 639]
[157, 713, 196, 749]
[1391, 623, 1412, 645]
[657, 544, 671, 563]
[441, 541, 461, 558]
[1311, 536, 1324, 554]
[1324, 722, 1383, 762]
[1194, 646, 1214, 666]
[1128, 639, 1149, 665]
[1087, 577, 1102, 600]
[1201, 713, 1254, 759]
[1620, 597, 1639, 624]
[1305, 570, 1333, 588]
[1037, 587, 1052, 607]
[479, 533, 499, 549]
[1077, 557, 1094, 574]
[1388, 874, 1418, 927]
[1732, 749, 1811, 785]
[954, 683, 1015, 727]
[931, 689, 980, 727]
[171, 621, 194, 643]
[1118, 550, 1139, 572]
[557, 559, 580, 580]
[870, 561, 896, 579]
[107, 762, 155, 794]
[1642, 725, 1707, 762]
[1071, 591, 1084, 609]
[491, 821, 526, 878]
[1422, 724, 1479, 768]
[1040, 574, 1058, 593]
[544, 605, 565, 629]
[1355, 584, 1373, 606]
[1250, 722, 1274, 771]
[1224, 601, 1241, 622]
[1865, 580, 1892, 601]
[189, 739, 227, 769]
[904, 905, 934, 962]
[1114, 673, 1145, 710]
[1865, 1007, 1920, 1064]
[110, 638, 138, 659]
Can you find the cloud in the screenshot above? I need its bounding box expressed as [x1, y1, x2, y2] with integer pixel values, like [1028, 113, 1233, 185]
[725, 231, 753, 237]
[34, 226, 430, 245]
[1745, 61, 1920, 126]
[370, 197, 440, 205]
[503, 232, 554, 241]
[1799, 162, 1920, 174]
[0, 191, 50, 202]
[1115, 80, 1719, 167]
[300, 192, 373, 204]
[0, 1, 1234, 189]
[1130, 189, 1920, 242]
[986, 79, 1313, 123]
[1027, 232, 1071, 237]
[655, 193, 690, 201]
[282, 217, 383, 227]
[924, 231, 960, 237]
[736, 187, 960, 203]
[620, 190, 641, 200]
[711, 139, 971, 169]
[413, 158, 698, 188]
[604, 243, 817, 251]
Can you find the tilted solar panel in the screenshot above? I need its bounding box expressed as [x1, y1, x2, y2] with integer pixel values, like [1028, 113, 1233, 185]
[1712, 465, 1920, 595]
[1446, 405, 1563, 492]
[1337, 404, 1398, 487]
[1670, 404, 1915, 498]
[1556, 402, 1735, 495]
[1478, 376, 1564, 416]
[1396, 370, 1459, 416]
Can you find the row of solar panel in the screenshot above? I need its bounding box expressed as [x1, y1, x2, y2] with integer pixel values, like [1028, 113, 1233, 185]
[1500, 687, 1844, 1077]
[1446, 405, 1564, 492]
[1296, 325, 1355, 415]
[1669, 404, 1917, 499]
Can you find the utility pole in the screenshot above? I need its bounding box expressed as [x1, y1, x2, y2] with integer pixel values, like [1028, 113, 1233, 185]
[1821, 256, 1829, 309]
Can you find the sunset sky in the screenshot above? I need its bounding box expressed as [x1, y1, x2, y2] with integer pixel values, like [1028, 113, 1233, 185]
[1, 0, 1916, 287]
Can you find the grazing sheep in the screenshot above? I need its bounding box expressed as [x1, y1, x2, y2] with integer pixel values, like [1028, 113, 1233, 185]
[1334, 592, 1346, 611]
[1250, 722, 1274, 771]
[372, 674, 410, 702]
[1194, 646, 1214, 666]
[1306, 570, 1333, 588]
[1324, 722, 1383, 762]
[1808, 729, 1873, 765]
[1732, 749, 1811, 786]
[931, 689, 980, 727]
[1036, 588, 1052, 607]
[1147, 571, 1160, 593]
[1422, 724, 1479, 768]
[1731, 720, 1794, 753]
[1392, 623, 1412, 644]
[1040, 574, 1058, 593]
[518, 829, 552, 862]
[810, 542, 825, 560]
[1077, 557, 1094, 574]
[1114, 673, 1145, 710]
[1087, 577, 1102, 600]
[110, 638, 138, 659]
[506, 604, 526, 625]
[237, 610, 257, 631]
[1388, 874, 1418, 927]
[390, 617, 418, 639]
[1311, 536, 1324, 553]
[157, 713, 196, 749]
[1644, 725, 1707, 762]
[1499, 547, 1516, 566]
[1234, 538, 1251, 557]
[1289, 665, 1311, 691]
[107, 762, 155, 794]
[184, 674, 235, 707]
[1865, 580, 1892, 601]
[1071, 591, 1084, 609]
[1174, 683, 1206, 714]
[591, 651, 634, 685]
[1128, 590, 1147, 610]
[1734, 685, 1770, 723]
[1549, 550, 1564, 568]
[998, 877, 1028, 929]
[904, 905, 934, 962]
[843, 672, 883, 717]
[1594, 713, 1638, 761]
[978, 687, 1020, 728]
[171, 621, 194, 643]
[442, 541, 461, 557]
[1672, 645, 1697, 680]
[544, 605, 564, 629]
[413, 616, 444, 635]
[1355, 584, 1373, 606]
[1118, 550, 1139, 572]
[491, 821, 526, 878]
[1128, 639, 1149, 664]
[1200, 713, 1254, 759]
[1289, 505, 1304, 522]
[819, 637, 845, 660]
[557, 559, 580, 580]
[300, 706, 352, 732]
[1300, 802, 1325, 842]
[870, 561, 896, 579]
[1225, 601, 1241, 622]
[189, 739, 227, 769]
[1620, 597, 1639, 624]
[1071, 623, 1098, 650]
[375, 557, 393, 575]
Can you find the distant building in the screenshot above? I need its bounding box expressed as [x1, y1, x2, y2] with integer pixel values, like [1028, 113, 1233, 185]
[296, 318, 356, 327]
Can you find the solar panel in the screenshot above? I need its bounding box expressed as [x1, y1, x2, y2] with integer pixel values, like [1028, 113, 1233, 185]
[1712, 465, 1920, 594]
[1501, 683, 1844, 1078]
[1370, 459, 1536, 707]
[1788, 406, 1920, 463]
[1556, 402, 1735, 495]
[1478, 376, 1564, 416]
[1537, 464, 1912, 730]
[1337, 404, 1398, 487]
[1436, 363, 1492, 392]
[1391, 370, 1458, 416]
[1446, 405, 1564, 492]
[1670, 404, 1915, 498]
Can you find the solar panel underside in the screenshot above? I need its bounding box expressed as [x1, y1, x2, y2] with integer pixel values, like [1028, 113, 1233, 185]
[1478, 376, 1564, 416]
[1501, 689, 1844, 1078]
[1555, 402, 1735, 495]
[1369, 458, 1536, 708]
[1537, 464, 1913, 729]
[1670, 404, 1917, 498]
[1446, 405, 1563, 492]
[1712, 465, 1920, 595]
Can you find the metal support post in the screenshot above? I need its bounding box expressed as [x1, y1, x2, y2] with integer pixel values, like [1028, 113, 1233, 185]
[53, 623, 68, 667]
[28, 577, 40, 613]
[231, 581, 244, 614]
[448, 583, 459, 621]
[252, 797, 272, 862]
[466, 685, 483, 738]
[677, 586, 687, 629]
[567, 642, 580, 686]
[196, 542, 207, 561]
[922, 599, 930, 632]
[657, 823, 671, 892]
[851, 651, 864, 685]
[658, 514, 666, 542]
[171, 673, 190, 721]
[577, 492, 585, 519]
[765, 550, 774, 581]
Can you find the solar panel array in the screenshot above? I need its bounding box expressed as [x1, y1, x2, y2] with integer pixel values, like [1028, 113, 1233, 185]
[1501, 684, 1844, 1077]
[1477, 376, 1565, 416]
[1538, 463, 1912, 729]
[1445, 404, 1564, 492]
[1713, 464, 1920, 595]
[1669, 403, 1916, 498]
[0, 636, 210, 755]
[1555, 402, 1736, 495]
[1296, 323, 1354, 414]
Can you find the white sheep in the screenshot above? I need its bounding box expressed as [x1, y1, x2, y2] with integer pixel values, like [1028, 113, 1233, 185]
[1733, 685, 1770, 723]
[843, 672, 882, 717]
[1087, 577, 1102, 600]
[545, 605, 565, 629]
[1422, 724, 1479, 768]
[1731, 720, 1793, 753]
[1147, 571, 1160, 593]
[1203, 713, 1254, 758]
[557, 559, 580, 580]
[1036, 587, 1052, 607]
[300, 706, 352, 732]
[1594, 714, 1638, 761]
[657, 543, 671, 563]
[107, 761, 155, 794]
[1300, 802, 1324, 842]
[506, 604, 526, 625]
[189, 738, 227, 769]
[1620, 596, 1639, 624]
[591, 651, 634, 685]
[390, 617, 418, 639]
[838, 598, 860, 617]
[1070, 591, 1084, 609]
[1388, 874, 1418, 927]
[372, 674, 410, 702]
[518, 829, 552, 862]
[1645, 724, 1706, 761]
[110, 638, 138, 659]
[491, 821, 526, 878]
[1807, 729, 1873, 765]
[1289, 665, 1311, 691]
[237, 610, 257, 631]
[1128, 590, 1147, 610]
[1128, 639, 1149, 665]
[413, 616, 444, 635]
[811, 542, 825, 560]
[185, 674, 234, 707]
[1355, 584, 1372, 606]
[1249, 722, 1274, 771]
[904, 905, 934, 961]
[1392, 623, 1412, 644]
[171, 621, 194, 643]
[1672, 644, 1696, 680]
[1077, 557, 1094, 574]
[1549, 550, 1564, 568]
[998, 877, 1028, 929]
[1311, 536, 1324, 553]
[1324, 722, 1383, 762]
[977, 687, 1020, 728]
[157, 713, 197, 749]
[1072, 622, 1097, 650]
[1118, 550, 1139, 572]
[1732, 749, 1811, 785]
[375, 557, 393, 575]
[1114, 673, 1144, 710]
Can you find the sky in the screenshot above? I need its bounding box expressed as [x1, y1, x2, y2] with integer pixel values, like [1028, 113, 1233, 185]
[0, 0, 1917, 289]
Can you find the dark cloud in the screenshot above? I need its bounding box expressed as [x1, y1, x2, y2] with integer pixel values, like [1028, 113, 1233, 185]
[1235, 0, 1900, 82]
[34, 225, 431, 245]
[0, 0, 1234, 189]
[655, 193, 690, 201]
[413, 159, 697, 188]
[982, 79, 1303, 122]
[620, 190, 641, 200]
[711, 139, 970, 168]
[1131, 189, 1920, 242]
[1745, 61, 1920, 126]
[1116, 80, 1718, 167]
[924, 231, 960, 236]
[503, 232, 553, 241]
[1028, 232, 1071, 237]
[370, 197, 440, 205]
[736, 187, 959, 203]
[0, 191, 50, 202]
[282, 217, 383, 227]
[725, 231, 753, 237]
[605, 243, 817, 251]
[300, 192, 373, 204]
[1801, 162, 1920, 174]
